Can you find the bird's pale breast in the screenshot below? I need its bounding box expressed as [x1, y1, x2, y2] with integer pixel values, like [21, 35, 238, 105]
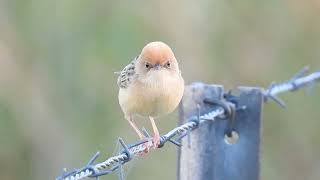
[118, 71, 184, 118]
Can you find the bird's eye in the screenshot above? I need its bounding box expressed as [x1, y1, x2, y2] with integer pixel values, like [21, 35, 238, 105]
[145, 62, 152, 69]
[165, 61, 171, 68]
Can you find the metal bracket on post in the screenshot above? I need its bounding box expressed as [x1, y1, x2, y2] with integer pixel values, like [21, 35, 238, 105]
[178, 83, 263, 180]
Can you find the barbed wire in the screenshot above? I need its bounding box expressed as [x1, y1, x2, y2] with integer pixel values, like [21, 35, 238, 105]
[263, 66, 320, 107]
[56, 66, 320, 180]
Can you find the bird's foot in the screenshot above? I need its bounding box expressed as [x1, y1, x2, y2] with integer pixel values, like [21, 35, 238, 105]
[137, 141, 153, 156]
[152, 133, 161, 149]
[144, 141, 153, 153]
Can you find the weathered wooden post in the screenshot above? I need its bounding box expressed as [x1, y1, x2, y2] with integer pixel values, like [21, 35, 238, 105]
[178, 83, 263, 180]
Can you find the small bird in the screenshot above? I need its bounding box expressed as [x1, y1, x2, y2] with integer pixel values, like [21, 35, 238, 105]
[117, 41, 184, 150]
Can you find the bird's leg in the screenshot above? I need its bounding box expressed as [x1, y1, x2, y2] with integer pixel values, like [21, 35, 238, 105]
[126, 115, 152, 154]
[126, 115, 144, 139]
[149, 116, 161, 148]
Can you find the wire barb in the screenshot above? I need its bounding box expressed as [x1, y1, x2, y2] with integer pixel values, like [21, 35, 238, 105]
[57, 108, 224, 180]
[264, 67, 320, 107]
[57, 66, 320, 180]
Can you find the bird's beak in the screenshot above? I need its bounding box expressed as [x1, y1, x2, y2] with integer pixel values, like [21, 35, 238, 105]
[154, 64, 161, 70]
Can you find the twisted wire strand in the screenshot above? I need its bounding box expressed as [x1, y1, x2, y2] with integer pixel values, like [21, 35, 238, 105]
[263, 68, 320, 107]
[266, 71, 320, 96]
[58, 68, 320, 180]
[60, 108, 224, 180]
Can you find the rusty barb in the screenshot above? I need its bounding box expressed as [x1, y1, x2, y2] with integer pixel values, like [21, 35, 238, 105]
[57, 66, 320, 180]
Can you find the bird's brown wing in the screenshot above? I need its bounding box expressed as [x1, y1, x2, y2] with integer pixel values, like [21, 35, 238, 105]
[117, 56, 138, 89]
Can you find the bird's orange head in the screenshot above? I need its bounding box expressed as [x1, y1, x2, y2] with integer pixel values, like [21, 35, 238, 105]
[137, 41, 179, 74]
[140, 41, 176, 65]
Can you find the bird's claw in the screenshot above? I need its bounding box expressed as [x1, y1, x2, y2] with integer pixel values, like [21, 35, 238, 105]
[152, 134, 161, 149]
[144, 142, 152, 153]
[137, 141, 152, 156]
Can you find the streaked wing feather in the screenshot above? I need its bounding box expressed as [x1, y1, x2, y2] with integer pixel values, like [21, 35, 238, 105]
[117, 56, 138, 88]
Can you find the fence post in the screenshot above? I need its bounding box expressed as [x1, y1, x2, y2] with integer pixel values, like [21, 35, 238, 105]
[178, 83, 263, 180]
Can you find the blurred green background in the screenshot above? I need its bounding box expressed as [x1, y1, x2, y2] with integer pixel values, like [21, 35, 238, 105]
[0, 0, 319, 179]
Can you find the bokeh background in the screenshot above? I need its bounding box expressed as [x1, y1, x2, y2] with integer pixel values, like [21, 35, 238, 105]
[0, 0, 320, 180]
